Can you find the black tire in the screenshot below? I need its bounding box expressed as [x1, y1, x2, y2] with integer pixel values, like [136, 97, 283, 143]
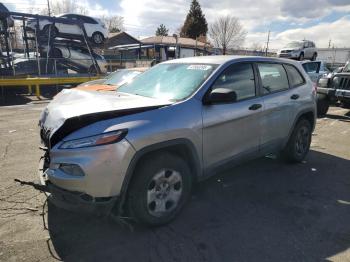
[317, 97, 330, 117]
[49, 48, 63, 58]
[92, 32, 104, 44]
[43, 25, 58, 38]
[311, 53, 317, 61]
[283, 119, 312, 163]
[299, 52, 304, 61]
[340, 101, 350, 109]
[127, 152, 192, 226]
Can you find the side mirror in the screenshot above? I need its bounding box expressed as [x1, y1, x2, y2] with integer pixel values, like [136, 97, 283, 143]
[204, 88, 237, 104]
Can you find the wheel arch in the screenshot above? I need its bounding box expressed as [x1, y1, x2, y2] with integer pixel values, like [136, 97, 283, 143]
[284, 109, 316, 148]
[117, 138, 202, 214]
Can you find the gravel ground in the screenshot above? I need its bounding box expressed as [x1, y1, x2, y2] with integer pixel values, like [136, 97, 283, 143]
[0, 102, 349, 262]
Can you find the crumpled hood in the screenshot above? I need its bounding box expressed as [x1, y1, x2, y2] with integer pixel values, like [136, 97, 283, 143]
[39, 89, 171, 146]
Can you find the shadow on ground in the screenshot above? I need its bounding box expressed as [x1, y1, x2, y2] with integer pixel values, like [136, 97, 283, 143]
[0, 86, 66, 106]
[46, 150, 350, 262]
[325, 111, 350, 122]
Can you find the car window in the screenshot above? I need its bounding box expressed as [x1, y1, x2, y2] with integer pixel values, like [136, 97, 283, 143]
[78, 15, 97, 24]
[285, 64, 305, 87]
[257, 63, 289, 94]
[211, 63, 256, 101]
[118, 63, 217, 101]
[302, 62, 320, 73]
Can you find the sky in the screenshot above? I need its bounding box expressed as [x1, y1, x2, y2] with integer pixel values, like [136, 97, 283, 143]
[3, 0, 350, 50]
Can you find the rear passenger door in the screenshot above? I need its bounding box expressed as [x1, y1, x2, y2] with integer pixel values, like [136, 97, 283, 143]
[202, 62, 263, 170]
[257, 63, 296, 152]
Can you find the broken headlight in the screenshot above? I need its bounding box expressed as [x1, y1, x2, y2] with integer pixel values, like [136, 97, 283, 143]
[59, 130, 127, 149]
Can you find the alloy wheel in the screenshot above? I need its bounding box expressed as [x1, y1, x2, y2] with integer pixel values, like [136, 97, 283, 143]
[147, 169, 182, 217]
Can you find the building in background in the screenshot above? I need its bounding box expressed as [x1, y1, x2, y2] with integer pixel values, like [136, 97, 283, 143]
[317, 48, 350, 66]
[140, 35, 211, 61]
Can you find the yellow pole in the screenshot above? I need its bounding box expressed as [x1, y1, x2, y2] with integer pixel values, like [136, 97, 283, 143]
[35, 84, 41, 99]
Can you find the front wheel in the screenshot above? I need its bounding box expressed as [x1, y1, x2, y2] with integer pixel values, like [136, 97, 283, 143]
[299, 53, 304, 61]
[127, 153, 192, 226]
[283, 119, 312, 163]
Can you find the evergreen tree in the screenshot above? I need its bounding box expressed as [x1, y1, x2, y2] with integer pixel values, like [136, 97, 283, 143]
[180, 0, 208, 39]
[155, 24, 169, 36]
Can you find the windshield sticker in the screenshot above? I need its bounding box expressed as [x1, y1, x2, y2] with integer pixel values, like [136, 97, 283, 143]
[187, 65, 212, 70]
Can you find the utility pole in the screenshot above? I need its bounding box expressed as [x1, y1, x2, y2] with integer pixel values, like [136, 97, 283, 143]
[265, 30, 270, 57]
[47, 0, 51, 16]
[328, 39, 331, 48]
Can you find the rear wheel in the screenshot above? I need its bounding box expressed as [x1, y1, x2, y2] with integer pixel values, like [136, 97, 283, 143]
[311, 53, 317, 61]
[42, 24, 58, 38]
[127, 152, 192, 226]
[283, 119, 312, 163]
[92, 32, 104, 44]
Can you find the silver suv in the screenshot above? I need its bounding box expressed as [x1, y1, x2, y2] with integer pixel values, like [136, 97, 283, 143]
[278, 40, 317, 61]
[39, 56, 317, 226]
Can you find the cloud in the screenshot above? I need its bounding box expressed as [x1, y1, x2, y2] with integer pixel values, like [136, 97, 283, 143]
[2, 0, 350, 49]
[246, 15, 350, 50]
[280, 0, 350, 19]
[275, 16, 350, 48]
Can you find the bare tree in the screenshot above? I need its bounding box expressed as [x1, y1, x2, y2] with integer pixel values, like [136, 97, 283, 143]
[41, 0, 87, 16]
[209, 16, 246, 55]
[101, 16, 125, 33]
[250, 42, 263, 51]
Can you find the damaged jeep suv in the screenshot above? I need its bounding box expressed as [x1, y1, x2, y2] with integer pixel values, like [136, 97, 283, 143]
[39, 56, 316, 226]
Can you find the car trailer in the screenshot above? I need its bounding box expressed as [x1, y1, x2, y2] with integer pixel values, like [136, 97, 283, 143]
[0, 75, 100, 99]
[0, 7, 102, 77]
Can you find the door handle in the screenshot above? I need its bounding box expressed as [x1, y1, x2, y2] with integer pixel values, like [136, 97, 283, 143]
[291, 94, 300, 100]
[249, 104, 262, 110]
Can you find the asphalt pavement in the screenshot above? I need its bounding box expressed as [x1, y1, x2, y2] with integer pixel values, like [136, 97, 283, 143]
[0, 102, 349, 262]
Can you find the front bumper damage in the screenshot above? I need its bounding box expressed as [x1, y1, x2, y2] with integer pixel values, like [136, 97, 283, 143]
[38, 156, 118, 216]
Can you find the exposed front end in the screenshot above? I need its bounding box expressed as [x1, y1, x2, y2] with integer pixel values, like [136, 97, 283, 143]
[39, 128, 135, 214]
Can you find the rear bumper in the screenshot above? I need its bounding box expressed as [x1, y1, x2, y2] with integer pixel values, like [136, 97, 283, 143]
[317, 87, 335, 96]
[317, 88, 350, 101]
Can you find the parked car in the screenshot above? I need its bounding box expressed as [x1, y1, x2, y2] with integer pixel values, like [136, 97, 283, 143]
[43, 44, 107, 74]
[277, 40, 317, 61]
[26, 13, 108, 44]
[75, 68, 147, 91]
[300, 60, 330, 83]
[316, 60, 350, 116]
[38, 56, 316, 226]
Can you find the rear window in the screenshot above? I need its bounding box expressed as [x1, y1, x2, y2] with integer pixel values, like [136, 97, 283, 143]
[257, 63, 289, 94]
[285, 64, 305, 87]
[302, 62, 320, 73]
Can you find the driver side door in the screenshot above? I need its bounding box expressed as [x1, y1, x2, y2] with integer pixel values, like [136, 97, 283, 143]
[202, 62, 263, 171]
